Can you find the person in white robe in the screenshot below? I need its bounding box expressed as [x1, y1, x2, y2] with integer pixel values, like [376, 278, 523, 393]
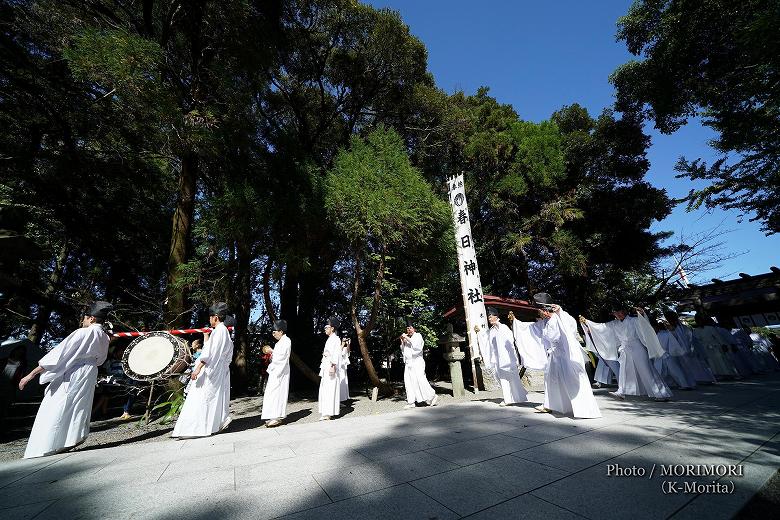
[400, 320, 438, 408]
[19, 301, 112, 458]
[581, 305, 672, 401]
[664, 311, 717, 384]
[340, 337, 351, 401]
[653, 320, 696, 389]
[692, 314, 740, 379]
[582, 318, 621, 388]
[260, 320, 291, 427]
[731, 328, 763, 373]
[716, 326, 755, 376]
[477, 307, 527, 406]
[318, 317, 343, 420]
[172, 302, 233, 438]
[523, 294, 600, 418]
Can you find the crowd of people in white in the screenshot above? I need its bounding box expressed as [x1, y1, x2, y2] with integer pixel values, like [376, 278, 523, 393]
[15, 295, 779, 458]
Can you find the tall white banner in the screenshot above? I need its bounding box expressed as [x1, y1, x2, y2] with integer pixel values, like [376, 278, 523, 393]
[446, 173, 488, 362]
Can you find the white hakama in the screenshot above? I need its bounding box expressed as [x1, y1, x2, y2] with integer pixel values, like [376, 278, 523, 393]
[318, 334, 342, 417]
[172, 322, 233, 438]
[24, 324, 109, 458]
[586, 315, 672, 400]
[480, 322, 527, 405]
[261, 334, 291, 420]
[402, 332, 436, 404]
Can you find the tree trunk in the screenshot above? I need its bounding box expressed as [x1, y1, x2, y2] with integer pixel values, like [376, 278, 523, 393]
[279, 264, 299, 336]
[28, 241, 69, 346]
[231, 240, 252, 394]
[351, 252, 393, 396]
[262, 260, 320, 384]
[165, 152, 198, 327]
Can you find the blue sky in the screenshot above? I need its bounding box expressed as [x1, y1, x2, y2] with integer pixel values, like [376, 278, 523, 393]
[365, 0, 779, 282]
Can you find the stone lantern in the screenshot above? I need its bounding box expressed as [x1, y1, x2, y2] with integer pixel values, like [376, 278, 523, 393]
[439, 324, 466, 397]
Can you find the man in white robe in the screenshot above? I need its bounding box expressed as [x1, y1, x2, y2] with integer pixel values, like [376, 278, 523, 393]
[692, 314, 740, 379]
[260, 320, 291, 427]
[19, 301, 112, 458]
[581, 305, 672, 401]
[318, 317, 342, 420]
[524, 294, 601, 419]
[400, 320, 438, 409]
[477, 307, 527, 406]
[172, 302, 233, 438]
[664, 311, 717, 383]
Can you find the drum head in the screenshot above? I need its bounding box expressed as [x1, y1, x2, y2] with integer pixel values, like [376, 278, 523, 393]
[122, 332, 185, 381]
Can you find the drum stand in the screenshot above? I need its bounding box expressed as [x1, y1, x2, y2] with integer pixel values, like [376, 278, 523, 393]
[142, 380, 155, 425]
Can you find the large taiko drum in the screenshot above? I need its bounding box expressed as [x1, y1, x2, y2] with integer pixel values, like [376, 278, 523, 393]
[122, 332, 189, 381]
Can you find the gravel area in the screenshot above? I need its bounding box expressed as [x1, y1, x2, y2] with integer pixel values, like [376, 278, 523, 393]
[0, 381, 514, 462]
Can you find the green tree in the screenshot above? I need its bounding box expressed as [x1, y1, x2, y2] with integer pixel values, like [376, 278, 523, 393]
[325, 127, 451, 393]
[611, 0, 780, 234]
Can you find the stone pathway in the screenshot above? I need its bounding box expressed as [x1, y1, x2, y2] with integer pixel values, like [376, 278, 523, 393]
[1, 375, 778, 519]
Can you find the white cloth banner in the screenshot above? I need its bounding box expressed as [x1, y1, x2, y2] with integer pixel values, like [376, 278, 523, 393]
[447, 173, 487, 360]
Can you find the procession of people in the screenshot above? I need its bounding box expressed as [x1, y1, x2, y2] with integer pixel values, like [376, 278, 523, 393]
[12, 293, 780, 458]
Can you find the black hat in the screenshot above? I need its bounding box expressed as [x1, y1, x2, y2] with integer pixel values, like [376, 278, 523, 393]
[608, 297, 628, 312]
[85, 301, 113, 320]
[223, 315, 237, 327]
[532, 292, 554, 305]
[486, 307, 499, 317]
[208, 302, 230, 318]
[327, 317, 341, 330]
[273, 319, 287, 333]
[404, 317, 414, 328]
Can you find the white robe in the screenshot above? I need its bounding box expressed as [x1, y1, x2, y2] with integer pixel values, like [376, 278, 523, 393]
[654, 330, 696, 389]
[318, 334, 342, 417]
[25, 324, 109, 458]
[261, 334, 291, 420]
[594, 358, 620, 385]
[172, 322, 233, 438]
[730, 329, 761, 373]
[583, 317, 620, 385]
[585, 315, 672, 399]
[480, 322, 527, 404]
[530, 313, 601, 418]
[671, 323, 716, 383]
[692, 326, 740, 377]
[717, 328, 754, 376]
[402, 332, 436, 404]
[511, 319, 547, 370]
[340, 345, 350, 401]
[751, 332, 780, 371]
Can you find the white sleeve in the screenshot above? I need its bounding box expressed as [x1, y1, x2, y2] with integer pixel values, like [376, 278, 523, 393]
[635, 314, 666, 359]
[411, 333, 424, 356]
[269, 336, 291, 373]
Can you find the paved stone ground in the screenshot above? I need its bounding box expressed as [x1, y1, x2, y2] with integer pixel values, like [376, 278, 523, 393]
[0, 381, 505, 463]
[1, 374, 778, 520]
